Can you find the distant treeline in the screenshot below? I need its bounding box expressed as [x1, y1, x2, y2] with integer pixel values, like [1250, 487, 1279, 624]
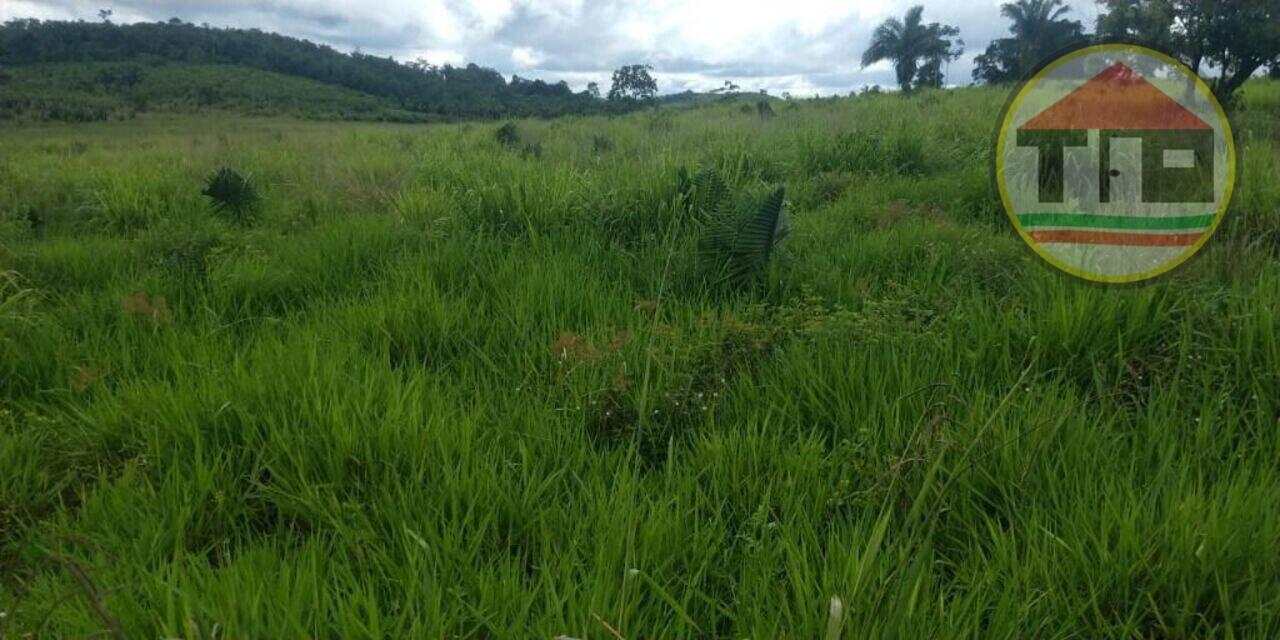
[0, 18, 603, 118]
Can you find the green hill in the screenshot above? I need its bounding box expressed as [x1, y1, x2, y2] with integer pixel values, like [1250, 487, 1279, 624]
[0, 18, 601, 121]
[0, 62, 425, 123]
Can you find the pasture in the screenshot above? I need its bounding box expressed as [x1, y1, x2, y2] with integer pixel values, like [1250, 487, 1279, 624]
[2, 83, 1280, 637]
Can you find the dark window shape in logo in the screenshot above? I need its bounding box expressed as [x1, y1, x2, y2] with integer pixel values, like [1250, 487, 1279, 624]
[1017, 63, 1215, 205]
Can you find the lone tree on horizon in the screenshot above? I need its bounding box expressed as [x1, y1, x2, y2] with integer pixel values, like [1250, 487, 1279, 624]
[861, 5, 963, 92]
[607, 64, 658, 103]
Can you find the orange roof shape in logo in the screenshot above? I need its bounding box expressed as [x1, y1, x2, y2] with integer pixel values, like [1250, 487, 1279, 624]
[1021, 62, 1212, 131]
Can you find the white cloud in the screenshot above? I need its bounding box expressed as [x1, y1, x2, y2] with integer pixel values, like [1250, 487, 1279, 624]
[1, 0, 74, 20]
[412, 48, 468, 66]
[510, 46, 544, 68]
[3, 0, 1101, 94]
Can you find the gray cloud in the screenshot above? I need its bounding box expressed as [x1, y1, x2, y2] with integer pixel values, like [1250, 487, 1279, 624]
[2, 0, 1102, 95]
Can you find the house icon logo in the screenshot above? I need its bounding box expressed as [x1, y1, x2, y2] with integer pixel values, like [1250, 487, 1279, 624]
[996, 44, 1235, 283]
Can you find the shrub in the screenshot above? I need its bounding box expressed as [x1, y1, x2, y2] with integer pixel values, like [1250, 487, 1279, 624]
[495, 122, 520, 148]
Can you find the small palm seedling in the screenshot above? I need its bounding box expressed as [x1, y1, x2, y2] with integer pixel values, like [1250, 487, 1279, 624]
[201, 167, 260, 225]
[676, 166, 692, 200]
[700, 187, 790, 289]
[682, 168, 791, 289]
[680, 166, 731, 222]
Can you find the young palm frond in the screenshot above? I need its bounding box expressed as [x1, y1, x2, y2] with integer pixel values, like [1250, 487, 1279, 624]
[699, 186, 790, 289]
[676, 165, 691, 199]
[201, 167, 260, 224]
[678, 166, 790, 289]
[680, 166, 732, 224]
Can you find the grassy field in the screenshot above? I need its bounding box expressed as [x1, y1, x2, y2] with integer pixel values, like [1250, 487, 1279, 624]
[1, 81, 1279, 638]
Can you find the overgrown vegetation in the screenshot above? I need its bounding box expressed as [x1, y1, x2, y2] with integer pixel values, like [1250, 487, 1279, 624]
[0, 80, 1279, 638]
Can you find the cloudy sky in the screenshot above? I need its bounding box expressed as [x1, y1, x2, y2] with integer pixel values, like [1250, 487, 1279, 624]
[2, 0, 1103, 94]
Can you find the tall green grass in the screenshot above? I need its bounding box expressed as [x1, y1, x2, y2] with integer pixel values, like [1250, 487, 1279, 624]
[1, 82, 1279, 638]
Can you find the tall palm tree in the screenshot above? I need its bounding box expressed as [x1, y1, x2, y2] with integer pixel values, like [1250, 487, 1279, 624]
[862, 6, 962, 92]
[1000, 0, 1082, 72]
[1002, 0, 1071, 40]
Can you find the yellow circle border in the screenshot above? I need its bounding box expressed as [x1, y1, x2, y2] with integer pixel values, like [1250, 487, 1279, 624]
[995, 43, 1237, 284]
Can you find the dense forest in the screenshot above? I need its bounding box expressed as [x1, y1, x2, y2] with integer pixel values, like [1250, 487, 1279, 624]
[0, 18, 602, 120]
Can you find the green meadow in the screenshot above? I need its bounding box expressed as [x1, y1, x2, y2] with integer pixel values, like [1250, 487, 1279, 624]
[2, 82, 1280, 638]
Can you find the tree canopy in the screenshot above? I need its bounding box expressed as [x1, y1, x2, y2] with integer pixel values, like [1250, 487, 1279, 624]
[1094, 0, 1280, 105]
[607, 64, 658, 103]
[861, 6, 963, 92]
[973, 0, 1279, 107]
[973, 0, 1085, 84]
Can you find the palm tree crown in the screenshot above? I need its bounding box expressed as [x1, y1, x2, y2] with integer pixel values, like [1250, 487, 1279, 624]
[1002, 0, 1072, 40]
[1001, 0, 1081, 71]
[861, 5, 963, 92]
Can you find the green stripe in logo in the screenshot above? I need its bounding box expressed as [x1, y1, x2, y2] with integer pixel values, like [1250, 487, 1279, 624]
[1018, 213, 1216, 231]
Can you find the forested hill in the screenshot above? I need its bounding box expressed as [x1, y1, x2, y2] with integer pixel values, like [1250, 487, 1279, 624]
[0, 18, 600, 120]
